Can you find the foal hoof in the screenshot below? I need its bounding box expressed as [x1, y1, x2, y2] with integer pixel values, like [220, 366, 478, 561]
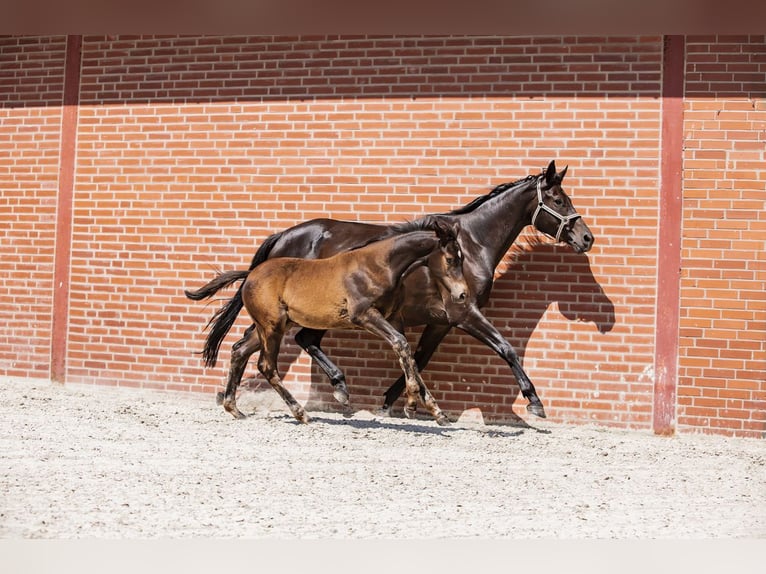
[226, 407, 247, 420]
[332, 388, 350, 406]
[527, 403, 547, 419]
[403, 406, 416, 420]
[377, 405, 392, 418]
[436, 414, 451, 427]
[294, 409, 311, 424]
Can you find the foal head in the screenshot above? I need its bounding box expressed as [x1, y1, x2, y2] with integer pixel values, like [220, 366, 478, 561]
[531, 160, 594, 254]
[428, 219, 469, 307]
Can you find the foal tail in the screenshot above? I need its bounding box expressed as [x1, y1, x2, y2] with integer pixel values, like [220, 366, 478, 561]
[184, 231, 283, 368]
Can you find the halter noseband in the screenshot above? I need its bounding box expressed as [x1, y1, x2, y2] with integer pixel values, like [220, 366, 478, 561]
[531, 176, 581, 243]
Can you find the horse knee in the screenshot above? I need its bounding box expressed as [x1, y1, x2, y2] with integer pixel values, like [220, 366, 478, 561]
[391, 334, 411, 357]
[257, 356, 277, 380]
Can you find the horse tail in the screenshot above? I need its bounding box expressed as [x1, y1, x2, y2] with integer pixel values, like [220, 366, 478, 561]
[183, 269, 249, 302]
[185, 231, 285, 368]
[184, 270, 249, 368]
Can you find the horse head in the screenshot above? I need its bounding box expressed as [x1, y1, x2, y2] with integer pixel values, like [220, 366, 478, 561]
[531, 160, 594, 254]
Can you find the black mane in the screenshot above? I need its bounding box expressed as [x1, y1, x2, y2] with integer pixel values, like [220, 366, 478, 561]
[447, 174, 537, 215]
[341, 174, 543, 251]
[388, 174, 539, 236]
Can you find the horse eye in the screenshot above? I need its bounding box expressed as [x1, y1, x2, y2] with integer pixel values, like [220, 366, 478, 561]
[445, 258, 454, 265]
[554, 198, 564, 207]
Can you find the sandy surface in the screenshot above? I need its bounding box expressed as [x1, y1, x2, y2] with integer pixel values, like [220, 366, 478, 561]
[1, 378, 764, 539]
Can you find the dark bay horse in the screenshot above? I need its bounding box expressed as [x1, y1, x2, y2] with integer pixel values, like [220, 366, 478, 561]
[187, 220, 468, 425]
[186, 160, 593, 419]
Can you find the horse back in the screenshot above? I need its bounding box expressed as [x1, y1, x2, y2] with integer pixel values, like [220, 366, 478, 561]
[268, 218, 391, 260]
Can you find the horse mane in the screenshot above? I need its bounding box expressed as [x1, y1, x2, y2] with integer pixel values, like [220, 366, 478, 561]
[446, 174, 538, 216]
[388, 173, 539, 234]
[349, 173, 541, 250]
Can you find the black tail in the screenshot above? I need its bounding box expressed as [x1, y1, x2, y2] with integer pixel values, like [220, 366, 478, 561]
[184, 231, 284, 368]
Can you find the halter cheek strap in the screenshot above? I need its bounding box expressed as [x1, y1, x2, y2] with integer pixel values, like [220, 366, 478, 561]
[531, 176, 581, 243]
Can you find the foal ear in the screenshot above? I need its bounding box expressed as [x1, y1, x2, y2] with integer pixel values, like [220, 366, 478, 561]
[433, 219, 456, 245]
[545, 160, 557, 185]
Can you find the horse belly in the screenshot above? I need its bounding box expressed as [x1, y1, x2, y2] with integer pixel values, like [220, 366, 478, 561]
[286, 304, 356, 331]
[282, 283, 355, 331]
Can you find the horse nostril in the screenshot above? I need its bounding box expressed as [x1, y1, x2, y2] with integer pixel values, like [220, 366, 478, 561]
[584, 234, 592, 244]
[458, 292, 467, 303]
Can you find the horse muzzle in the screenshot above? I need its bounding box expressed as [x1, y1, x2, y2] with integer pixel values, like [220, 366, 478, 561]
[568, 220, 594, 253]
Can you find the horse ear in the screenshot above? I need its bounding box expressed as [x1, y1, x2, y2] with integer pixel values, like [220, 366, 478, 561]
[545, 160, 557, 185]
[558, 164, 568, 181]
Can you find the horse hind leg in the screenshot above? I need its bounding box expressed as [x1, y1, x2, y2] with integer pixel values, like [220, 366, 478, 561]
[216, 324, 258, 407]
[258, 333, 310, 424]
[220, 325, 261, 419]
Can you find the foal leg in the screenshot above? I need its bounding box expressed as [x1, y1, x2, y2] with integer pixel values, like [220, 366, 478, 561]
[216, 323, 259, 406]
[220, 326, 261, 419]
[380, 322, 452, 415]
[457, 306, 546, 418]
[356, 309, 450, 426]
[258, 331, 310, 424]
[294, 327, 350, 406]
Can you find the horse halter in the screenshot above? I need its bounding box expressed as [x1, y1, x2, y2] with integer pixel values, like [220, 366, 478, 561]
[531, 176, 581, 242]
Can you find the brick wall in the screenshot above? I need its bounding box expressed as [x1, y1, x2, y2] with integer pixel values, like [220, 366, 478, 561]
[679, 35, 765, 436]
[0, 36, 66, 378]
[1, 35, 762, 437]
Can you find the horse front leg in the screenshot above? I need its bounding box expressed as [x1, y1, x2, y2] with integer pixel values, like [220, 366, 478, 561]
[294, 327, 350, 406]
[380, 322, 452, 416]
[220, 326, 261, 419]
[456, 306, 546, 419]
[356, 309, 450, 426]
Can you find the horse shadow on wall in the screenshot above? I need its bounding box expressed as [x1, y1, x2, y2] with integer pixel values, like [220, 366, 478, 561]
[293, 237, 616, 424]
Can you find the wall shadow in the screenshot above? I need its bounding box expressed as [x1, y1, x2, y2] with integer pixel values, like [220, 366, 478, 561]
[1, 34, 667, 110]
[485, 240, 616, 363]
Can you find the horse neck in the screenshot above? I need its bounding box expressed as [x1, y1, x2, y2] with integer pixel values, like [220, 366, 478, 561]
[455, 178, 538, 269]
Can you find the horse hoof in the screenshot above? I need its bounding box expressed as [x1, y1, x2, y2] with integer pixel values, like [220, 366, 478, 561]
[403, 406, 416, 419]
[215, 391, 224, 405]
[377, 406, 392, 418]
[228, 409, 247, 420]
[527, 403, 547, 419]
[436, 415, 451, 427]
[295, 410, 311, 424]
[333, 388, 350, 406]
